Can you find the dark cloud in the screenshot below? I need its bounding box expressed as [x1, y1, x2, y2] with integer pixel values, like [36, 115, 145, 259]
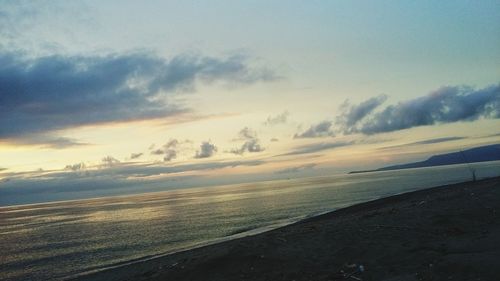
[274, 163, 316, 174]
[264, 111, 289, 125]
[195, 141, 218, 158]
[270, 138, 279, 142]
[130, 152, 143, 159]
[0, 51, 277, 146]
[294, 121, 335, 138]
[336, 95, 387, 134]
[280, 141, 355, 156]
[345, 84, 500, 134]
[231, 127, 265, 154]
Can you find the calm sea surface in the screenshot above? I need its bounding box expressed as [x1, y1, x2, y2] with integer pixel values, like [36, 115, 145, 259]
[1, 162, 499, 280]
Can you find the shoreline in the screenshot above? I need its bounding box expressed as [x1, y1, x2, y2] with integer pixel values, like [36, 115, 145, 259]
[65, 215, 307, 280]
[74, 176, 500, 281]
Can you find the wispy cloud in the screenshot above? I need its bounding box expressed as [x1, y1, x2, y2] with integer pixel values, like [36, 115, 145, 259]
[408, 137, 466, 145]
[280, 140, 355, 156]
[0, 1, 93, 49]
[7, 135, 90, 149]
[379, 136, 467, 150]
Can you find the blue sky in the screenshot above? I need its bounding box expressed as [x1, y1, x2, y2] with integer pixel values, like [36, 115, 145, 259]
[0, 0, 499, 205]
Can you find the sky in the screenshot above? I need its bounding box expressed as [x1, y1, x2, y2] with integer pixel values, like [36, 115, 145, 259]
[0, 0, 499, 205]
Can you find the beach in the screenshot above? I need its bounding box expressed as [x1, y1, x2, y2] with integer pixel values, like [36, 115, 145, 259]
[74, 176, 500, 281]
[2, 2, 499, 280]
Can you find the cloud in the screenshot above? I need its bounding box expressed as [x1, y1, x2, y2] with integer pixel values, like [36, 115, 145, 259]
[231, 127, 265, 154]
[264, 111, 289, 125]
[0, 159, 266, 205]
[59, 159, 264, 180]
[8, 135, 89, 149]
[101, 156, 120, 167]
[274, 163, 316, 174]
[236, 127, 256, 140]
[64, 162, 86, 172]
[0, 1, 93, 49]
[336, 95, 387, 134]
[150, 139, 180, 162]
[151, 149, 164, 155]
[280, 141, 355, 156]
[379, 136, 466, 150]
[195, 141, 218, 158]
[270, 138, 279, 142]
[0, 51, 277, 146]
[409, 136, 466, 145]
[294, 121, 335, 138]
[112, 160, 263, 178]
[130, 152, 143, 159]
[344, 84, 500, 134]
[231, 139, 265, 155]
[163, 150, 177, 162]
[164, 139, 179, 149]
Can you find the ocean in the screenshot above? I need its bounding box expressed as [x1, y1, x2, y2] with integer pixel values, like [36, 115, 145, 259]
[1, 161, 499, 281]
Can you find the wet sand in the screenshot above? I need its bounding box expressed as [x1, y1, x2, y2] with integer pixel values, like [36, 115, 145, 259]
[75, 177, 500, 281]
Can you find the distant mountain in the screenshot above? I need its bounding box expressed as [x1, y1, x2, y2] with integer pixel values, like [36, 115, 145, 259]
[349, 144, 500, 174]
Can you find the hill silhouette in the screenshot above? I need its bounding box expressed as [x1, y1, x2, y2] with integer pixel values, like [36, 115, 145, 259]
[350, 144, 500, 174]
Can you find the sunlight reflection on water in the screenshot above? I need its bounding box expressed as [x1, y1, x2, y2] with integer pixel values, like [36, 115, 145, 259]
[1, 161, 499, 281]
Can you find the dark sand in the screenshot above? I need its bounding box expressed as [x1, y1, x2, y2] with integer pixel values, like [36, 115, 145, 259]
[75, 177, 500, 281]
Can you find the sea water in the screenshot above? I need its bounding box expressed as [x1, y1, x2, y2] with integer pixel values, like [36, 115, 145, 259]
[1, 161, 499, 280]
